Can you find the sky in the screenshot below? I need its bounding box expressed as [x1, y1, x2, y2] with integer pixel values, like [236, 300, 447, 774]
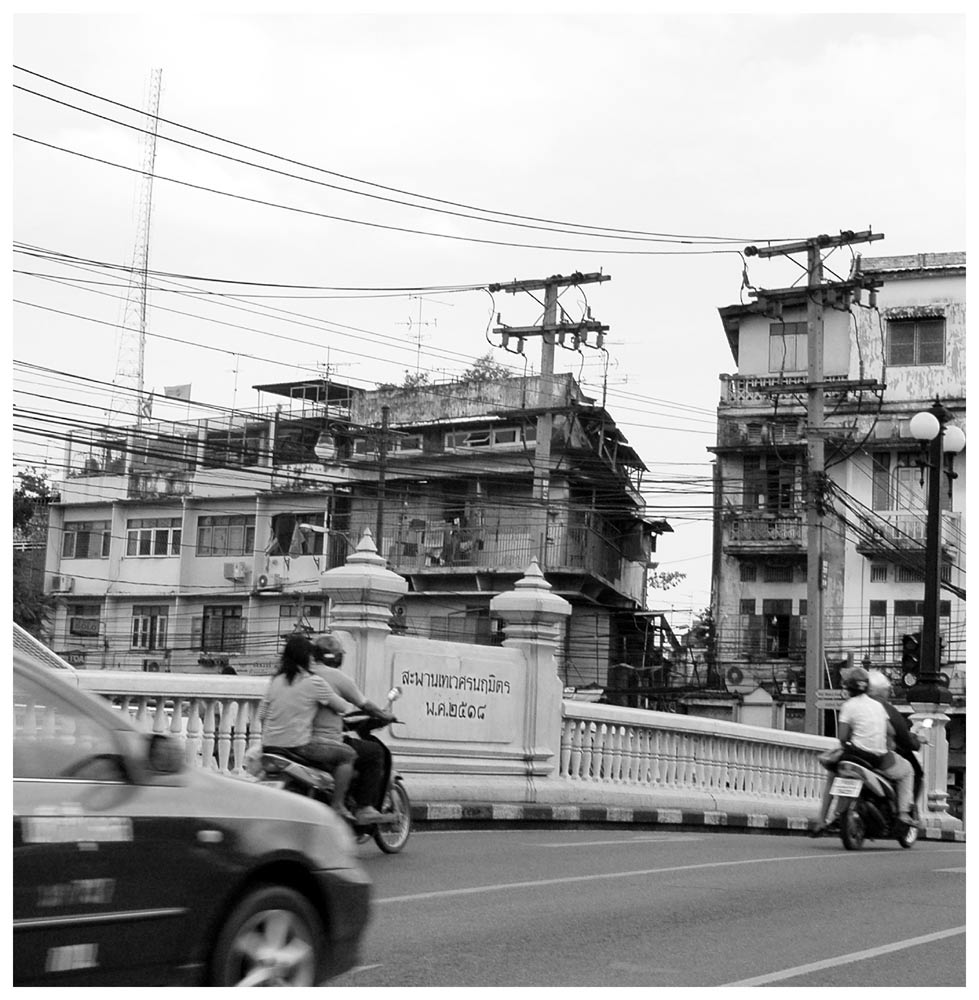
[9, 5, 969, 624]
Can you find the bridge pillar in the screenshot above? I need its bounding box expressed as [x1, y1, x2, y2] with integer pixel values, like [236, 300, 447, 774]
[320, 528, 407, 697]
[491, 559, 571, 795]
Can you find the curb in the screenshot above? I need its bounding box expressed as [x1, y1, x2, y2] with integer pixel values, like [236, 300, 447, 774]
[409, 802, 965, 842]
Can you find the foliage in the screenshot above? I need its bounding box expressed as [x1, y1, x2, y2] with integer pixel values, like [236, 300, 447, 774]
[13, 469, 58, 637]
[458, 352, 511, 384]
[647, 569, 686, 592]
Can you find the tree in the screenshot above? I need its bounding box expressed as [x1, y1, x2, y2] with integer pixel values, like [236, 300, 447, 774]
[13, 469, 57, 637]
[458, 352, 511, 384]
[647, 569, 686, 593]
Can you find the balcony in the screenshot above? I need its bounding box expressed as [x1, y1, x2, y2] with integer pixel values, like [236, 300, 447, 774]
[385, 522, 629, 590]
[723, 510, 804, 555]
[720, 373, 850, 408]
[855, 510, 963, 558]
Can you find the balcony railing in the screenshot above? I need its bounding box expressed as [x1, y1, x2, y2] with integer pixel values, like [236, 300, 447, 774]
[723, 511, 804, 551]
[720, 373, 850, 407]
[384, 522, 623, 582]
[855, 510, 963, 556]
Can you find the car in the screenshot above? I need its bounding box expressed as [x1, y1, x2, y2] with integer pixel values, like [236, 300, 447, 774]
[12, 649, 372, 986]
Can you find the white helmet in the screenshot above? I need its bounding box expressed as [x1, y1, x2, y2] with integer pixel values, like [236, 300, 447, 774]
[867, 669, 892, 696]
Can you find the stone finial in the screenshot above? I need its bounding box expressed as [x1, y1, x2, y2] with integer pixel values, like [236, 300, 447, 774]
[491, 558, 571, 625]
[321, 526, 408, 616]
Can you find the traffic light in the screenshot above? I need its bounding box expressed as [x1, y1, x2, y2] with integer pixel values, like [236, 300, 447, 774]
[900, 632, 921, 687]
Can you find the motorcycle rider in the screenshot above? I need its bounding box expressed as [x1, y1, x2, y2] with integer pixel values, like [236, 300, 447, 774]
[310, 633, 393, 826]
[867, 668, 924, 815]
[811, 665, 916, 835]
[258, 633, 358, 821]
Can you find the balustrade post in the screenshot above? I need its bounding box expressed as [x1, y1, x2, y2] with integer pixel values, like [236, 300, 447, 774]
[491, 559, 571, 795]
[320, 527, 408, 699]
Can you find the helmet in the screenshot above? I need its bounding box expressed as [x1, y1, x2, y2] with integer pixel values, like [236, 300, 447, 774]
[867, 669, 892, 697]
[312, 633, 344, 667]
[842, 666, 870, 694]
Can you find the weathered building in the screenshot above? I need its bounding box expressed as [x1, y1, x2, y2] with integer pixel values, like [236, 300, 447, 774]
[44, 373, 671, 685]
[708, 252, 965, 806]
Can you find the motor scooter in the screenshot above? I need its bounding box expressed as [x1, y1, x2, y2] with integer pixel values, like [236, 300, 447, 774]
[823, 718, 930, 851]
[250, 686, 412, 854]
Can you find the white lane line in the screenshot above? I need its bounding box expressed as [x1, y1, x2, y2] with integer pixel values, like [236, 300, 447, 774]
[935, 867, 966, 873]
[375, 851, 857, 905]
[347, 964, 383, 975]
[718, 926, 966, 987]
[534, 836, 705, 847]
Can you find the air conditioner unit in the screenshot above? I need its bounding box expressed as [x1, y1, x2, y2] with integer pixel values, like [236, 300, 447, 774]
[51, 575, 74, 593]
[256, 573, 284, 591]
[223, 562, 237, 580]
[233, 561, 250, 580]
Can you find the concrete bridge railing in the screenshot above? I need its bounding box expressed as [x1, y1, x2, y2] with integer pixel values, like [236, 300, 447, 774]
[53, 530, 959, 838]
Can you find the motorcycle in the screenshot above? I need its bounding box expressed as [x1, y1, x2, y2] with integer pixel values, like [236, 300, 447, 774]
[250, 686, 412, 854]
[823, 726, 929, 852]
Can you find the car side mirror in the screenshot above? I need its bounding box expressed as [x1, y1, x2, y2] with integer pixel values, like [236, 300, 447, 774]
[147, 733, 185, 775]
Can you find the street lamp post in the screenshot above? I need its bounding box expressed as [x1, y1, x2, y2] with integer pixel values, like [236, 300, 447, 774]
[906, 398, 965, 825]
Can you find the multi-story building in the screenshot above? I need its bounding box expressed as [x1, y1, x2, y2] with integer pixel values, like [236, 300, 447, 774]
[44, 373, 671, 685]
[709, 252, 965, 801]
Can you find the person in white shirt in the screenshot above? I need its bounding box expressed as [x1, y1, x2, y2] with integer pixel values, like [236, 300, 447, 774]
[811, 666, 915, 835]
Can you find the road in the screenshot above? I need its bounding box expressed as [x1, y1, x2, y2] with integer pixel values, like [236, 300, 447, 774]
[333, 826, 966, 988]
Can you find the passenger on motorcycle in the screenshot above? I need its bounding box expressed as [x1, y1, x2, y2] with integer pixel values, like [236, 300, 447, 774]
[310, 633, 393, 826]
[811, 666, 916, 835]
[258, 633, 357, 820]
[867, 668, 924, 812]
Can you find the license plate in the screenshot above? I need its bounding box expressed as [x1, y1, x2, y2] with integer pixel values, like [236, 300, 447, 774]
[830, 777, 863, 798]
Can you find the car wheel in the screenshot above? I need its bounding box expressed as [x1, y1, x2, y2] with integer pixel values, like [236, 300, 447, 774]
[209, 884, 325, 986]
[374, 781, 411, 854]
[840, 802, 865, 851]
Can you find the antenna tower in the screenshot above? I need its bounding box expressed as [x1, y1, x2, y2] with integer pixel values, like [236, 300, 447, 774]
[109, 68, 163, 427]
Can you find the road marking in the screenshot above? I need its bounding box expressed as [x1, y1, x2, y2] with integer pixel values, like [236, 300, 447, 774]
[717, 926, 966, 987]
[375, 851, 863, 905]
[935, 867, 966, 873]
[534, 836, 705, 848]
[346, 964, 383, 975]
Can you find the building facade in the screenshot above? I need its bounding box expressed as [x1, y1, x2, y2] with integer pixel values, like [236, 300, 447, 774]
[44, 373, 670, 685]
[709, 252, 965, 805]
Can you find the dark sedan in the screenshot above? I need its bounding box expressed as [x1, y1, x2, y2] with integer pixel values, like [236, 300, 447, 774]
[12, 652, 372, 986]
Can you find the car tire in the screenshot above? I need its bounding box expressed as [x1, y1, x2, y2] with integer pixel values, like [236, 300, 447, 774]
[209, 884, 326, 986]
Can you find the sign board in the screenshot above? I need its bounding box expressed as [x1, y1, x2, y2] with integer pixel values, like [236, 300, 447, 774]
[389, 648, 522, 744]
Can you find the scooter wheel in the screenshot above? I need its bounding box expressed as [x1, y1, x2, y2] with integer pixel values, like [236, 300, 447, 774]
[840, 802, 865, 851]
[374, 782, 411, 854]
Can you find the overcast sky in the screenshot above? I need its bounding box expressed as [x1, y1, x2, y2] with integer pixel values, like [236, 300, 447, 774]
[10, 6, 968, 620]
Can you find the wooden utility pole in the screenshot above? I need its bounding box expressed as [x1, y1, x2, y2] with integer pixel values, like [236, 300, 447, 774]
[745, 231, 884, 735]
[489, 272, 610, 567]
[375, 404, 390, 554]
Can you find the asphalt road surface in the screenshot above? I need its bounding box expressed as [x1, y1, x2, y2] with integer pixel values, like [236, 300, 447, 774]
[333, 826, 966, 988]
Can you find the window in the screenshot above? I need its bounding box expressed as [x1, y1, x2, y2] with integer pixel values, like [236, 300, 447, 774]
[196, 515, 255, 557]
[763, 564, 794, 583]
[444, 425, 535, 450]
[871, 454, 892, 511]
[199, 605, 245, 651]
[762, 598, 793, 657]
[886, 317, 945, 366]
[67, 603, 101, 639]
[869, 600, 887, 656]
[266, 512, 324, 556]
[739, 599, 756, 615]
[739, 563, 758, 582]
[14, 671, 123, 781]
[126, 517, 182, 556]
[743, 455, 796, 511]
[870, 563, 888, 583]
[769, 321, 808, 373]
[279, 602, 326, 629]
[131, 605, 169, 650]
[62, 520, 111, 559]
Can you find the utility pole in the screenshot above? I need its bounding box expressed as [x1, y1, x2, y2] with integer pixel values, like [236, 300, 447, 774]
[375, 404, 390, 554]
[489, 272, 610, 567]
[745, 231, 884, 735]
